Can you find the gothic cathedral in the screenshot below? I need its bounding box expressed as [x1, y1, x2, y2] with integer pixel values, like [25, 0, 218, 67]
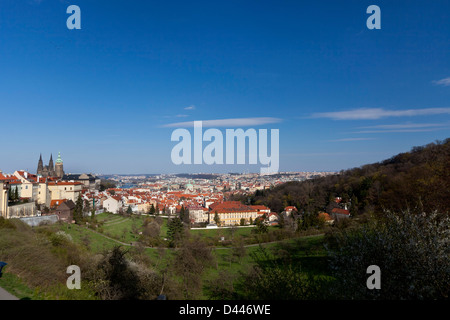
[37, 152, 64, 178]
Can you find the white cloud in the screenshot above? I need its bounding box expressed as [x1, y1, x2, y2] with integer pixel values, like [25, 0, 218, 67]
[311, 108, 450, 120]
[357, 123, 447, 129]
[184, 105, 196, 110]
[329, 138, 376, 142]
[432, 77, 450, 87]
[354, 128, 446, 133]
[162, 117, 282, 128]
[353, 122, 449, 133]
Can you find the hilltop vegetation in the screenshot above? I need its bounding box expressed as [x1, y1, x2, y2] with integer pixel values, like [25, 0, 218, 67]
[234, 138, 450, 216]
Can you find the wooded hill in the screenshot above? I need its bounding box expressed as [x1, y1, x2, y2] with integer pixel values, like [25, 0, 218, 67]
[234, 138, 450, 216]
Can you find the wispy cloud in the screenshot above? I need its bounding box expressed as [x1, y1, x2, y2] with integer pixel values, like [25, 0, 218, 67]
[357, 123, 448, 129]
[184, 105, 196, 110]
[432, 77, 450, 87]
[175, 114, 188, 118]
[311, 108, 450, 120]
[354, 129, 444, 133]
[352, 122, 449, 133]
[162, 117, 282, 128]
[328, 138, 376, 142]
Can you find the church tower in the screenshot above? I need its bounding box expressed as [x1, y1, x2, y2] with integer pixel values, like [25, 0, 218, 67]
[55, 152, 64, 179]
[37, 154, 44, 176]
[48, 154, 55, 176]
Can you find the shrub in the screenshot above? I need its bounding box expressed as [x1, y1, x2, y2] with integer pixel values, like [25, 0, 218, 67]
[326, 210, 450, 299]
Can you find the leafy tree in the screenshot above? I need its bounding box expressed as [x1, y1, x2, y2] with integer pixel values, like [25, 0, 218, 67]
[99, 179, 117, 192]
[326, 210, 450, 299]
[254, 217, 268, 234]
[91, 246, 144, 300]
[206, 271, 239, 300]
[172, 236, 215, 299]
[231, 238, 246, 263]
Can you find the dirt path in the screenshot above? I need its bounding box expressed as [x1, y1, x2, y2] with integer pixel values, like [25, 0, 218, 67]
[0, 286, 19, 300]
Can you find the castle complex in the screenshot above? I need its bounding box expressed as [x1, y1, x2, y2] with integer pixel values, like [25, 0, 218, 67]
[37, 152, 64, 178]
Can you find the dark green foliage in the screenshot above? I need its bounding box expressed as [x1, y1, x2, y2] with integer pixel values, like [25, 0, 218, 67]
[326, 211, 450, 299]
[253, 217, 268, 234]
[172, 236, 215, 299]
[99, 179, 117, 192]
[92, 246, 144, 300]
[166, 217, 185, 247]
[236, 245, 333, 300]
[231, 139, 450, 216]
[206, 271, 239, 300]
[180, 206, 190, 225]
[73, 195, 84, 224]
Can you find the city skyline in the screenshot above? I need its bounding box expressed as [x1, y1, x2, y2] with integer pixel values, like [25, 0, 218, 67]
[1, 0, 449, 174]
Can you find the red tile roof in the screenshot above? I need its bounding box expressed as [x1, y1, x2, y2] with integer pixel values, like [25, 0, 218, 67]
[209, 201, 258, 214]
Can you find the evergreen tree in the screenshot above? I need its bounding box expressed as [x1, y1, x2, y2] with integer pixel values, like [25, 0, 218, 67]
[180, 205, 185, 219]
[180, 206, 190, 225]
[73, 195, 84, 224]
[7, 187, 13, 202]
[255, 217, 268, 234]
[167, 217, 184, 247]
[214, 211, 221, 226]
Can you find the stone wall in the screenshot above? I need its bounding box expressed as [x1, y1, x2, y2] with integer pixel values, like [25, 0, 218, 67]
[8, 202, 37, 218]
[19, 215, 59, 227]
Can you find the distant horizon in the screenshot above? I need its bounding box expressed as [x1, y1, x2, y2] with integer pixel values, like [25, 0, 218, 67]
[4, 137, 447, 176]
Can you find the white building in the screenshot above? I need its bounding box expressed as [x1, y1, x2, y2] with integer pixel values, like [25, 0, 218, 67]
[103, 196, 123, 214]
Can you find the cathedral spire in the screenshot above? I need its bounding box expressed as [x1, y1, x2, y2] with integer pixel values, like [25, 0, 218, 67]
[37, 153, 44, 175]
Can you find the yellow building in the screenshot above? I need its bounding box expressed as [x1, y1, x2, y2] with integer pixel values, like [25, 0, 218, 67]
[0, 183, 8, 218]
[48, 181, 82, 202]
[208, 201, 265, 226]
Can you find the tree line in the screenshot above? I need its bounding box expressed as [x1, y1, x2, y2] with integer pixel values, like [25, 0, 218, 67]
[231, 139, 450, 217]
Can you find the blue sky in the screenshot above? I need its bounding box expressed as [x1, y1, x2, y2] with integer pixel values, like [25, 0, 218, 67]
[0, 0, 449, 174]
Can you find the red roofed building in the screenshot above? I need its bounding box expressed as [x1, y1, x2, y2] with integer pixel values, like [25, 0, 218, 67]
[209, 201, 261, 226]
[319, 212, 334, 224]
[331, 207, 350, 220]
[250, 205, 271, 214]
